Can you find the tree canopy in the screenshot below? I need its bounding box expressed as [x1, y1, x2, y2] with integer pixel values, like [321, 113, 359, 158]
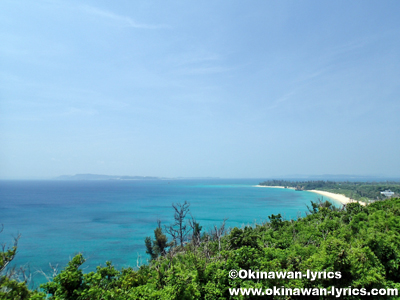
[2, 198, 400, 299]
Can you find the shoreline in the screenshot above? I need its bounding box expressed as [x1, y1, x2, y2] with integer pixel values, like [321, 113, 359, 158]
[254, 185, 295, 190]
[308, 190, 366, 206]
[255, 185, 366, 206]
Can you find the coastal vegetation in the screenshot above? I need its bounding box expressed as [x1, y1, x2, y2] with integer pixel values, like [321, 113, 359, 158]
[259, 180, 400, 202]
[2, 198, 400, 299]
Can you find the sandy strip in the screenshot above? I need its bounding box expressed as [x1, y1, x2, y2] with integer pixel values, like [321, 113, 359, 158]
[255, 185, 296, 190]
[255, 185, 285, 188]
[255, 186, 367, 206]
[309, 190, 366, 206]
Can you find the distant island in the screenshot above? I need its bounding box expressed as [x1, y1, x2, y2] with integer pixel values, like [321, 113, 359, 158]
[56, 174, 161, 180]
[55, 174, 222, 180]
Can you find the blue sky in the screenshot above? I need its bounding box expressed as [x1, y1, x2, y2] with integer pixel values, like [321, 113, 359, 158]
[1, 0, 400, 179]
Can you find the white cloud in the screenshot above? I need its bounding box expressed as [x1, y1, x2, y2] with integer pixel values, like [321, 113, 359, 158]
[264, 92, 296, 110]
[182, 66, 233, 75]
[65, 107, 98, 116]
[79, 4, 168, 29]
[165, 51, 221, 67]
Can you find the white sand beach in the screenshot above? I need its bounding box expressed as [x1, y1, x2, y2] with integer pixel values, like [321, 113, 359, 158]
[255, 185, 367, 206]
[255, 185, 284, 188]
[309, 190, 366, 206]
[255, 185, 295, 190]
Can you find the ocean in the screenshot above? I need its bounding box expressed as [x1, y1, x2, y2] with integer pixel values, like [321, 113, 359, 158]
[0, 179, 338, 288]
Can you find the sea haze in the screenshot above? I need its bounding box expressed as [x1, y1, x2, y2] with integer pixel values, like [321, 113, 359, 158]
[0, 179, 335, 287]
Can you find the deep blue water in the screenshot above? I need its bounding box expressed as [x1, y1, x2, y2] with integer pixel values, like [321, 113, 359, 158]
[0, 179, 337, 287]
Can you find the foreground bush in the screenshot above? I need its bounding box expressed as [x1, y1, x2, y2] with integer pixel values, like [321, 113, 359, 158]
[2, 198, 400, 299]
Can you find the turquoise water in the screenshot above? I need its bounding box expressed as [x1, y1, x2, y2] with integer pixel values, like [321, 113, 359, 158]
[0, 179, 338, 287]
